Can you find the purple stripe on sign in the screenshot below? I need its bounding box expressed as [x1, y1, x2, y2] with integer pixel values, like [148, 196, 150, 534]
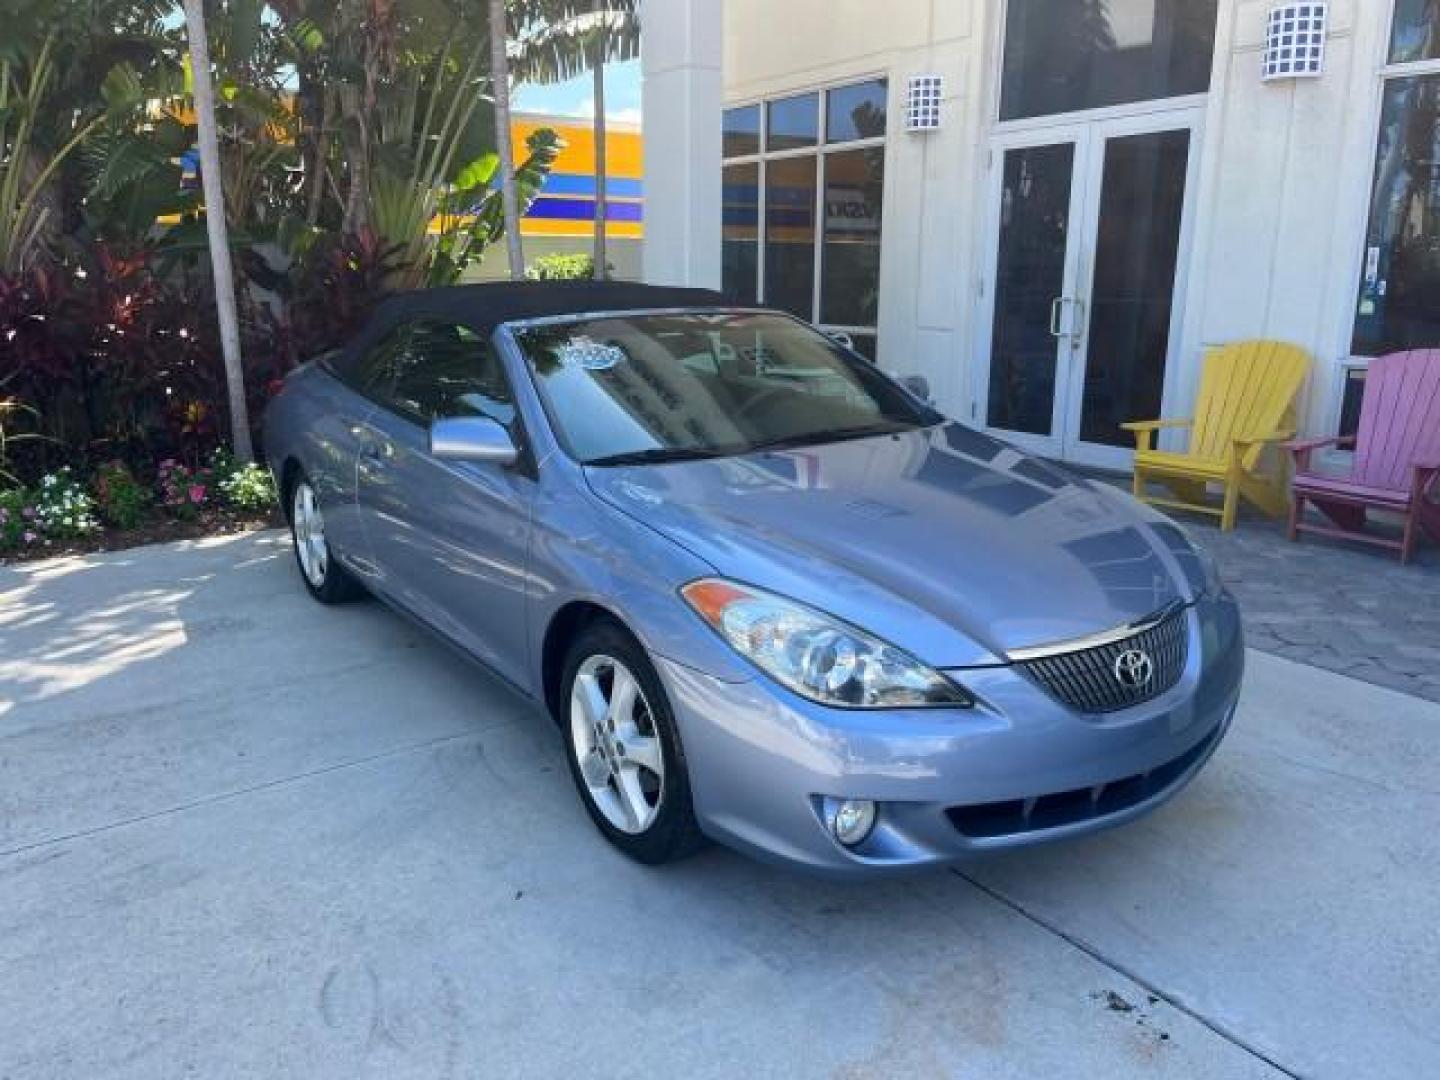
[526, 197, 645, 223]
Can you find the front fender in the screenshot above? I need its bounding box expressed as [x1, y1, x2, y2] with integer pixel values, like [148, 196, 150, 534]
[524, 470, 755, 695]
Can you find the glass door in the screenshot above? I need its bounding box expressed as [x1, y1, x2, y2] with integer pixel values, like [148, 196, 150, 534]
[975, 128, 1089, 460]
[976, 112, 1199, 468]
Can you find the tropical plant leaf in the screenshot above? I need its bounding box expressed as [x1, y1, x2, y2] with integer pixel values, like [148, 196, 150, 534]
[100, 62, 146, 112]
[453, 152, 498, 194]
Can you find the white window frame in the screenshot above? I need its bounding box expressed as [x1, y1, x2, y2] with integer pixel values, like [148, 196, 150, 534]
[722, 79, 888, 353]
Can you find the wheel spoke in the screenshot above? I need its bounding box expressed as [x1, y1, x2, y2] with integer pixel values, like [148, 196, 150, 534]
[573, 672, 608, 730]
[617, 725, 663, 777]
[613, 765, 649, 831]
[578, 748, 610, 789]
[607, 666, 639, 727]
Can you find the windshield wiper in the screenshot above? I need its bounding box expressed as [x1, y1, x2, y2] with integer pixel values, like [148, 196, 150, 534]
[746, 422, 915, 454]
[587, 422, 918, 466]
[586, 445, 734, 467]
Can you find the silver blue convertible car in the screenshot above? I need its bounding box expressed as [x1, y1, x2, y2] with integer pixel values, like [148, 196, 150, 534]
[264, 282, 1244, 876]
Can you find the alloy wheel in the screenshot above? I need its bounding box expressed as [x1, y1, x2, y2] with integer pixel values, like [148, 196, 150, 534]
[292, 481, 329, 588]
[569, 654, 666, 834]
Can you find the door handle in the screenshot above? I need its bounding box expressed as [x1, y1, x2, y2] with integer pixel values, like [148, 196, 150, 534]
[1050, 297, 1086, 344]
[356, 430, 392, 464]
[1068, 297, 1086, 349]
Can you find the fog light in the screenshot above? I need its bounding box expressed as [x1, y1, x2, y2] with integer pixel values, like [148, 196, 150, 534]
[831, 799, 877, 847]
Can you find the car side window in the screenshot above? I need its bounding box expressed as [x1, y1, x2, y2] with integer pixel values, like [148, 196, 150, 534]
[353, 325, 411, 404]
[355, 319, 517, 429]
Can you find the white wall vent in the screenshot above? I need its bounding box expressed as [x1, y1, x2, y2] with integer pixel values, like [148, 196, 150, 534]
[1263, 3, 1327, 80]
[905, 75, 943, 131]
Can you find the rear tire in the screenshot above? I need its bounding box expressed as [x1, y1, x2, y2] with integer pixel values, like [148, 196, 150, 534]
[560, 619, 708, 865]
[288, 471, 363, 604]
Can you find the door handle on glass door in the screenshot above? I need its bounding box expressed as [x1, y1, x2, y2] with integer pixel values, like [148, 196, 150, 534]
[1050, 297, 1081, 340]
[1068, 298, 1086, 349]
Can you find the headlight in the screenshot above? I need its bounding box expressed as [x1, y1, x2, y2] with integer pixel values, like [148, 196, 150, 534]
[680, 578, 972, 708]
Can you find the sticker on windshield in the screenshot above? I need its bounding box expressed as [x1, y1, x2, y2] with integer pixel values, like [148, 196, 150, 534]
[555, 338, 626, 371]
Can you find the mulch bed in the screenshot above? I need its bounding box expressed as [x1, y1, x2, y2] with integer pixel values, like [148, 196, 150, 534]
[0, 508, 285, 566]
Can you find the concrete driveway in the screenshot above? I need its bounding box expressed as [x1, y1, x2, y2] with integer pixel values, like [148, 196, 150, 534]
[1, 531, 1436, 1079]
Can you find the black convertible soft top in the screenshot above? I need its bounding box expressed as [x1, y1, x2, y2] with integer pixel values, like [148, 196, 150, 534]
[328, 280, 736, 381]
[367, 280, 730, 336]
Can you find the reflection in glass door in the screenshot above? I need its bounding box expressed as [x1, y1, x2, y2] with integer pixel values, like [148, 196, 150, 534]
[1078, 127, 1191, 448]
[977, 116, 1197, 467]
[986, 143, 1078, 440]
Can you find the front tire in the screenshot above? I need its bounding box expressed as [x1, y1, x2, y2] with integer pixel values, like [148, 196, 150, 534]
[288, 472, 362, 604]
[560, 619, 707, 865]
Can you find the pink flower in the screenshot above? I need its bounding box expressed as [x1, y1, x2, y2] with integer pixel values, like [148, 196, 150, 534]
[23, 531, 36, 544]
[188, 484, 207, 504]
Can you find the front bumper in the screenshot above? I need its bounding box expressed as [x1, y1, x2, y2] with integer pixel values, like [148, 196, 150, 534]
[657, 594, 1244, 876]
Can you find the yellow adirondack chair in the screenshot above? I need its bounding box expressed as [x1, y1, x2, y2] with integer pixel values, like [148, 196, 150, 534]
[1122, 340, 1311, 531]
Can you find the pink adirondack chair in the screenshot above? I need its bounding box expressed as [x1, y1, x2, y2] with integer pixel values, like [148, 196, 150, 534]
[1285, 349, 1440, 563]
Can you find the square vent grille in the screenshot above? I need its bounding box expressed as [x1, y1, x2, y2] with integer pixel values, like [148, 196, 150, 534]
[905, 74, 943, 131]
[1263, 3, 1327, 79]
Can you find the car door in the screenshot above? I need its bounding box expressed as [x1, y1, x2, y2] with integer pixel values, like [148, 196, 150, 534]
[353, 319, 535, 689]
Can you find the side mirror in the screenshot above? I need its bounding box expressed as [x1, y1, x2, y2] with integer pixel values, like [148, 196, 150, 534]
[826, 330, 856, 350]
[429, 416, 518, 467]
[894, 373, 933, 404]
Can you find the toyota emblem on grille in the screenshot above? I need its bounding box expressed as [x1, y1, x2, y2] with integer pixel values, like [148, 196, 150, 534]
[1113, 649, 1155, 689]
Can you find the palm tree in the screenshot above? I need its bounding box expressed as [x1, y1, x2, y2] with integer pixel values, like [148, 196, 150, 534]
[490, 0, 525, 280]
[513, 1, 639, 279]
[181, 0, 253, 462]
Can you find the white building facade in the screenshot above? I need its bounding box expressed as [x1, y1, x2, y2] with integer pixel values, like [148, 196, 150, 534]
[689, 0, 1440, 470]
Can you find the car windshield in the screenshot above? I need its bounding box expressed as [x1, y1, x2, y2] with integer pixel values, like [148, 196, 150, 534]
[512, 311, 937, 465]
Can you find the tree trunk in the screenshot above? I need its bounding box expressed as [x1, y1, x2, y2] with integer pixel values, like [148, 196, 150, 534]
[305, 84, 334, 229]
[490, 0, 524, 280]
[591, 3, 608, 280]
[182, 0, 253, 463]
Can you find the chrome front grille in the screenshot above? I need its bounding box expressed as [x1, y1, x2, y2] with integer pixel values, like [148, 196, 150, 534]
[1016, 604, 1189, 714]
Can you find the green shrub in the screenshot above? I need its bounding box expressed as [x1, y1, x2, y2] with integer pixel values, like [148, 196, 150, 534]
[93, 461, 150, 529]
[525, 253, 596, 281]
[0, 488, 42, 552]
[218, 461, 275, 513]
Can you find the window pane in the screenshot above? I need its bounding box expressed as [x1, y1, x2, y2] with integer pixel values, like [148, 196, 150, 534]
[1000, 0, 1218, 121]
[1389, 0, 1440, 63]
[1079, 129, 1190, 448]
[826, 79, 888, 142]
[392, 322, 515, 425]
[1339, 367, 1367, 438]
[820, 148, 885, 326]
[764, 155, 817, 318]
[1352, 74, 1440, 355]
[723, 104, 760, 158]
[722, 163, 760, 304]
[767, 92, 819, 151]
[986, 143, 1075, 436]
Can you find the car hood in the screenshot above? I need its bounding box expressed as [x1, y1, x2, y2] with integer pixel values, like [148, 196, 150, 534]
[584, 423, 1196, 668]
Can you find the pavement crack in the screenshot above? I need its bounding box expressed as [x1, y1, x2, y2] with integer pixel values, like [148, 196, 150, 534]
[950, 868, 1304, 1080]
[0, 730, 480, 861]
